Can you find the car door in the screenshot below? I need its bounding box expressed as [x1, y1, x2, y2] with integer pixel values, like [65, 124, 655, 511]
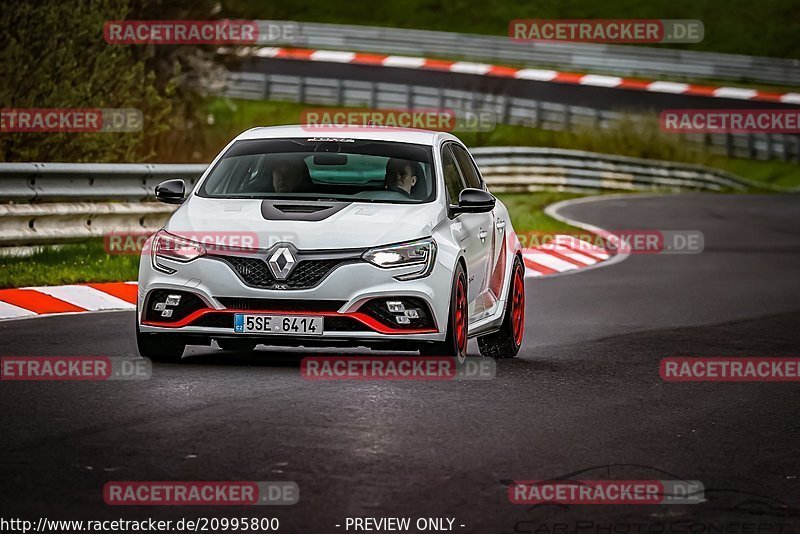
[449, 143, 507, 304]
[442, 143, 492, 305]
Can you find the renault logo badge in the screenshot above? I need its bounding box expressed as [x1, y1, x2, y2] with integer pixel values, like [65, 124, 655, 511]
[268, 246, 296, 280]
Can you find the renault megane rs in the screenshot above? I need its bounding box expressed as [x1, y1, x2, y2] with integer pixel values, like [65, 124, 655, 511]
[136, 126, 525, 361]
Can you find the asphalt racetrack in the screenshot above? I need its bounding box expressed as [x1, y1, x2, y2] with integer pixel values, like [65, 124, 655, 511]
[2, 194, 800, 531]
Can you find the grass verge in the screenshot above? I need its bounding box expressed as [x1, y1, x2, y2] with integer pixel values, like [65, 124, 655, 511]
[0, 241, 140, 289]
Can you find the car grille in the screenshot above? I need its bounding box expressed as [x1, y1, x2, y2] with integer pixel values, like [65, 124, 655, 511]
[193, 313, 234, 329]
[214, 255, 357, 289]
[216, 297, 346, 312]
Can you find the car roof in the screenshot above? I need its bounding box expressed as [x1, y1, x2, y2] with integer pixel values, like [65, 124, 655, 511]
[235, 125, 461, 146]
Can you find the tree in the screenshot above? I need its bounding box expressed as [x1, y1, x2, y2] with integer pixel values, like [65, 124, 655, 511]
[0, 0, 178, 162]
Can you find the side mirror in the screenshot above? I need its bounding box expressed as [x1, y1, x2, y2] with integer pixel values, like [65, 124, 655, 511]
[453, 188, 495, 214]
[155, 179, 186, 205]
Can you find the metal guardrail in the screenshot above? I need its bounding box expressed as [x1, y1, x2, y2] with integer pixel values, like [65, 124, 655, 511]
[0, 202, 176, 246]
[0, 149, 757, 246]
[257, 20, 800, 87]
[0, 164, 204, 246]
[0, 163, 206, 203]
[471, 147, 751, 193]
[222, 71, 800, 162]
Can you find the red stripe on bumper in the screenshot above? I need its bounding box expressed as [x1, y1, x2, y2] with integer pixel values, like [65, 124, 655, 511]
[142, 308, 437, 335]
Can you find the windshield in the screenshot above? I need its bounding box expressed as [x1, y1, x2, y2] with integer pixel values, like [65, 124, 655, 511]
[197, 138, 436, 204]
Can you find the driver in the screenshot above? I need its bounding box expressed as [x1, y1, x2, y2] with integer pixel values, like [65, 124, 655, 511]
[384, 158, 418, 198]
[272, 158, 313, 193]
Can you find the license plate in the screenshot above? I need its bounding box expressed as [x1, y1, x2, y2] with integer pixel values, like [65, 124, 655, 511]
[234, 314, 323, 335]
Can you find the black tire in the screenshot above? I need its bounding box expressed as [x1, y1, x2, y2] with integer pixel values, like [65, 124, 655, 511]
[135, 323, 186, 362]
[217, 339, 258, 352]
[478, 256, 525, 359]
[419, 262, 468, 360]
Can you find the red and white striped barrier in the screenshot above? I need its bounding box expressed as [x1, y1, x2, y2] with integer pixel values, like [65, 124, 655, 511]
[0, 282, 137, 320]
[245, 46, 800, 105]
[522, 234, 612, 277]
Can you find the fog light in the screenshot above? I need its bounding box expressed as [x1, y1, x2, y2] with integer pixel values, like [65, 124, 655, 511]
[165, 295, 182, 306]
[405, 309, 420, 319]
[395, 315, 410, 324]
[154, 302, 166, 311]
[387, 301, 405, 312]
[161, 309, 174, 318]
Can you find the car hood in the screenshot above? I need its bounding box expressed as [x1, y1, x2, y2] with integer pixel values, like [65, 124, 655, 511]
[165, 196, 443, 250]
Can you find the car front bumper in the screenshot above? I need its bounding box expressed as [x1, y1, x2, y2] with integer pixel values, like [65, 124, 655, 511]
[137, 251, 454, 344]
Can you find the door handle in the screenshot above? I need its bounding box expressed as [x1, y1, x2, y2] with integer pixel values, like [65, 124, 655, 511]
[496, 219, 506, 231]
[478, 229, 488, 243]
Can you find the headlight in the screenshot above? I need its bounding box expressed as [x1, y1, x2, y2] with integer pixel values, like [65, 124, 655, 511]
[151, 230, 206, 274]
[362, 238, 437, 280]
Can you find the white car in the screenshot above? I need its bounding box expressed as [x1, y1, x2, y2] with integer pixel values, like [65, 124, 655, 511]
[136, 126, 525, 361]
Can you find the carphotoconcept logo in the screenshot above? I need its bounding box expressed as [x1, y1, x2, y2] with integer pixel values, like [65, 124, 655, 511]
[509, 19, 703, 43]
[0, 108, 142, 133]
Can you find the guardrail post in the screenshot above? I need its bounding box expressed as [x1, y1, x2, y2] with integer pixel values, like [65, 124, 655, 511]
[298, 76, 306, 103]
[498, 95, 509, 124]
[562, 105, 572, 131]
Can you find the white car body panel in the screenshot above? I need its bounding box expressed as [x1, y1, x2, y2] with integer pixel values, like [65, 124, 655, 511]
[137, 126, 522, 348]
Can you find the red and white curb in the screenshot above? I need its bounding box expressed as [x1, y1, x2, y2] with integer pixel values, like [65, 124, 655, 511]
[522, 234, 611, 277]
[0, 282, 137, 321]
[235, 46, 800, 105]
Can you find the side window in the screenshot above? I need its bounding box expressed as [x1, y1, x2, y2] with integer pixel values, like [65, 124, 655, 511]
[450, 144, 483, 190]
[441, 145, 465, 204]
